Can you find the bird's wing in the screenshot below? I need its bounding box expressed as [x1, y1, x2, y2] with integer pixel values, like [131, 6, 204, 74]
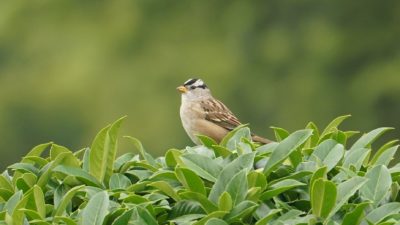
[200, 99, 242, 131]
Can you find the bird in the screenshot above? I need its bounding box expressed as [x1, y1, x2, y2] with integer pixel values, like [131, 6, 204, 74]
[177, 78, 271, 145]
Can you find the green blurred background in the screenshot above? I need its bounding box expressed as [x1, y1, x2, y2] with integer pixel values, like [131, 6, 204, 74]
[1, 1, 399, 169]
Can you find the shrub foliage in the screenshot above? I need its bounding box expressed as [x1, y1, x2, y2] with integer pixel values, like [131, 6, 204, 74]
[1, 115, 400, 225]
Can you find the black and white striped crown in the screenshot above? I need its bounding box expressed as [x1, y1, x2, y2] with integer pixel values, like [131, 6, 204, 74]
[183, 78, 208, 89]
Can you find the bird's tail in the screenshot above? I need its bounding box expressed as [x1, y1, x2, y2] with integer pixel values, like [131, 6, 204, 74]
[252, 135, 272, 144]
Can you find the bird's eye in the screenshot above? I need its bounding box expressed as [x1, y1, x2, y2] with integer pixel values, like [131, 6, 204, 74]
[190, 86, 196, 90]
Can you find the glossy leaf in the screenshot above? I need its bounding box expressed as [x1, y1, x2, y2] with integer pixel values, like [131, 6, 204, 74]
[81, 191, 109, 225]
[220, 125, 251, 149]
[255, 209, 282, 225]
[225, 169, 247, 206]
[311, 140, 344, 171]
[320, 115, 351, 138]
[342, 202, 370, 225]
[53, 185, 84, 217]
[89, 116, 125, 184]
[263, 129, 313, 176]
[370, 145, 399, 167]
[175, 167, 206, 195]
[218, 192, 232, 211]
[53, 165, 103, 187]
[209, 153, 254, 204]
[365, 202, 400, 224]
[180, 153, 222, 182]
[205, 218, 228, 225]
[224, 200, 258, 223]
[271, 126, 290, 141]
[350, 127, 393, 151]
[360, 165, 392, 205]
[311, 179, 336, 218]
[109, 173, 132, 190]
[260, 179, 305, 201]
[124, 135, 158, 167]
[148, 181, 180, 201]
[180, 191, 218, 214]
[328, 176, 368, 218]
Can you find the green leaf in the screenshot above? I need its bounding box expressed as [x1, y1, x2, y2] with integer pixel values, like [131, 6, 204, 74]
[113, 153, 136, 171]
[169, 200, 205, 219]
[328, 176, 368, 218]
[305, 122, 320, 148]
[263, 129, 313, 176]
[50, 144, 72, 161]
[247, 171, 267, 191]
[365, 202, 400, 224]
[210, 145, 232, 158]
[225, 169, 247, 206]
[175, 167, 206, 195]
[220, 125, 251, 149]
[8, 163, 40, 175]
[53, 165, 103, 187]
[205, 218, 228, 225]
[311, 179, 336, 218]
[19, 209, 42, 221]
[342, 147, 370, 171]
[350, 127, 393, 151]
[23, 142, 53, 161]
[370, 145, 399, 167]
[194, 211, 228, 225]
[270, 126, 290, 142]
[342, 202, 370, 225]
[171, 214, 205, 224]
[271, 209, 303, 223]
[16, 173, 37, 192]
[109, 174, 132, 190]
[0, 188, 14, 201]
[0, 175, 13, 192]
[165, 149, 183, 168]
[4, 190, 23, 216]
[270, 170, 313, 186]
[360, 165, 392, 206]
[149, 170, 178, 182]
[89, 116, 125, 185]
[82, 148, 91, 172]
[25, 185, 46, 219]
[54, 216, 78, 225]
[309, 166, 327, 194]
[81, 191, 109, 225]
[218, 192, 232, 211]
[131, 205, 158, 225]
[7, 190, 31, 225]
[197, 135, 218, 148]
[148, 181, 180, 201]
[53, 185, 85, 217]
[311, 140, 344, 171]
[260, 179, 305, 201]
[209, 153, 254, 204]
[224, 200, 258, 223]
[37, 151, 82, 189]
[124, 136, 158, 167]
[21, 156, 48, 168]
[255, 209, 282, 225]
[256, 142, 278, 156]
[180, 191, 218, 214]
[180, 153, 222, 182]
[111, 209, 133, 225]
[321, 115, 351, 138]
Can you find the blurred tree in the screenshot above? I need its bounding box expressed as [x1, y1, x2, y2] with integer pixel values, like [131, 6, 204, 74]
[0, 0, 399, 169]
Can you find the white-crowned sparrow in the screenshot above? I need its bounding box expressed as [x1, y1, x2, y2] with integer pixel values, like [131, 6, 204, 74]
[177, 78, 271, 145]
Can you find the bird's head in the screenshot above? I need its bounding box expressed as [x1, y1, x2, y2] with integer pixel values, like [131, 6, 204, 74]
[177, 78, 211, 99]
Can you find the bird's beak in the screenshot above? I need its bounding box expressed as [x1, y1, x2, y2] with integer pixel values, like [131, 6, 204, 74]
[176, 85, 188, 93]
